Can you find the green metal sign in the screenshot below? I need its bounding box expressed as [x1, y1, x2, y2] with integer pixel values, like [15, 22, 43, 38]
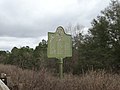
[47, 26, 72, 79]
[47, 26, 72, 59]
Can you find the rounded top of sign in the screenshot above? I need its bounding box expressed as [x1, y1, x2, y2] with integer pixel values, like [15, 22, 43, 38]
[57, 26, 64, 29]
[56, 26, 65, 34]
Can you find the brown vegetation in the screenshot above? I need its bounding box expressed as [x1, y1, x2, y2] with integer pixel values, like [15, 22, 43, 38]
[0, 64, 120, 90]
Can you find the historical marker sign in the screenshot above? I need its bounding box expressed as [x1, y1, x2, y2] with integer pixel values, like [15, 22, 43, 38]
[47, 26, 72, 59]
[47, 26, 72, 79]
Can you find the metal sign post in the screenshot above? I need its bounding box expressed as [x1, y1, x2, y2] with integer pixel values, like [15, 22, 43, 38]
[59, 58, 63, 79]
[47, 26, 72, 79]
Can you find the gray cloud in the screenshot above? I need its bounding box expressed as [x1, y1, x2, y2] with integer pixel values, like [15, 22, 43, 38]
[0, 0, 110, 37]
[0, 0, 110, 50]
[0, 36, 47, 51]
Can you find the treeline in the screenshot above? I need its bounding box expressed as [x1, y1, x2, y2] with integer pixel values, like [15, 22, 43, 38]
[0, 0, 120, 74]
[0, 40, 48, 70]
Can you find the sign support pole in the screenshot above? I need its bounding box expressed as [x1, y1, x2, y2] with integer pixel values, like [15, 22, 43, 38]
[59, 58, 63, 79]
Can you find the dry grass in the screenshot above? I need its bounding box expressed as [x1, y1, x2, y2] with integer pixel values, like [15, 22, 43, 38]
[0, 64, 120, 90]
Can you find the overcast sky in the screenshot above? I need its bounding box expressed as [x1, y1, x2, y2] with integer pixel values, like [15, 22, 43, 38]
[0, 0, 110, 51]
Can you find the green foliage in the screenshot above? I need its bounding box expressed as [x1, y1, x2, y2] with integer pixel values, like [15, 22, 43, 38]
[7, 46, 34, 69]
[74, 0, 120, 74]
[33, 39, 48, 69]
[0, 51, 8, 63]
[0, 40, 48, 70]
[91, 0, 120, 68]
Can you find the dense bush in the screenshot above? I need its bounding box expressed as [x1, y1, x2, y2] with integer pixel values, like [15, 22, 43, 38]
[0, 64, 120, 90]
